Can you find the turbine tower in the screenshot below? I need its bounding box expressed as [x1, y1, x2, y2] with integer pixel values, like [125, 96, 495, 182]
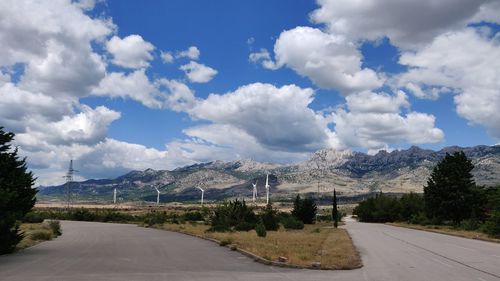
[251, 180, 258, 203]
[265, 174, 270, 205]
[196, 186, 205, 206]
[113, 188, 117, 204]
[63, 160, 78, 209]
[154, 186, 161, 205]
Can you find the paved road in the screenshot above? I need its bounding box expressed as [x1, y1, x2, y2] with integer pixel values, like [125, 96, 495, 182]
[0, 221, 499, 281]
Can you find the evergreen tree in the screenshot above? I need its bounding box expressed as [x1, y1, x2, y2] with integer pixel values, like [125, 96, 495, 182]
[332, 189, 338, 228]
[291, 194, 301, 219]
[424, 151, 482, 224]
[292, 195, 317, 224]
[0, 127, 37, 254]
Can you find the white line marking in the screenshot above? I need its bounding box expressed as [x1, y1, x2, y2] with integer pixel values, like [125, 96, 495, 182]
[431, 257, 453, 268]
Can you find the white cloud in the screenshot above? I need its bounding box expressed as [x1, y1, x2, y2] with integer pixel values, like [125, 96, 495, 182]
[310, 0, 497, 49]
[270, 26, 384, 94]
[176, 46, 200, 60]
[106, 35, 155, 69]
[189, 83, 334, 152]
[160, 51, 174, 63]
[179, 61, 218, 83]
[397, 28, 500, 139]
[323, 91, 444, 151]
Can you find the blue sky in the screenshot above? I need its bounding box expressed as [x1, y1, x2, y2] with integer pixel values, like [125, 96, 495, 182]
[0, 0, 499, 184]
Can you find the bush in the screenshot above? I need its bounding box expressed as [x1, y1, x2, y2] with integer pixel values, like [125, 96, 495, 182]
[353, 193, 401, 223]
[22, 212, 45, 223]
[255, 220, 266, 237]
[399, 193, 424, 222]
[260, 204, 279, 231]
[235, 221, 255, 231]
[209, 199, 256, 232]
[483, 211, 500, 237]
[30, 230, 52, 241]
[291, 195, 317, 224]
[409, 213, 430, 225]
[459, 218, 481, 231]
[282, 217, 304, 230]
[183, 211, 204, 222]
[71, 208, 97, 221]
[46, 220, 62, 236]
[143, 211, 168, 226]
[219, 238, 233, 246]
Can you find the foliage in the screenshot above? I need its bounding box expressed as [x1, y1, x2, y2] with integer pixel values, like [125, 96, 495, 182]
[143, 211, 168, 226]
[209, 199, 257, 232]
[291, 195, 318, 224]
[47, 220, 62, 236]
[260, 204, 279, 231]
[0, 128, 37, 254]
[332, 189, 338, 228]
[353, 193, 401, 223]
[483, 211, 500, 236]
[183, 211, 204, 222]
[30, 230, 52, 241]
[282, 216, 304, 230]
[22, 211, 45, 223]
[255, 220, 266, 237]
[399, 193, 425, 222]
[424, 152, 485, 223]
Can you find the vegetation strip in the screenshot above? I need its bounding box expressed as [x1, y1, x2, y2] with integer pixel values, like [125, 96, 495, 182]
[149, 223, 362, 270]
[388, 223, 500, 244]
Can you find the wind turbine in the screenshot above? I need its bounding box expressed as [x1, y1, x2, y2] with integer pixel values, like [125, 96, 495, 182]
[251, 180, 258, 203]
[113, 188, 117, 204]
[265, 174, 270, 205]
[154, 186, 160, 205]
[195, 186, 205, 206]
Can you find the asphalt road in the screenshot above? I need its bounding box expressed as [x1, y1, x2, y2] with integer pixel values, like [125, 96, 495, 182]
[0, 221, 499, 281]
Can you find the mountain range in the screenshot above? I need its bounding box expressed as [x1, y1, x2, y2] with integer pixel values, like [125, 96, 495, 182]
[38, 145, 500, 203]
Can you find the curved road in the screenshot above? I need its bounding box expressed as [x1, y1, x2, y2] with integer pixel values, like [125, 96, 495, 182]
[0, 221, 499, 281]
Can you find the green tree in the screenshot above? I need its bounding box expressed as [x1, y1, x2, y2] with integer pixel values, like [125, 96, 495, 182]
[0, 127, 37, 254]
[332, 189, 338, 228]
[260, 203, 279, 231]
[399, 193, 424, 222]
[291, 195, 317, 224]
[424, 152, 483, 224]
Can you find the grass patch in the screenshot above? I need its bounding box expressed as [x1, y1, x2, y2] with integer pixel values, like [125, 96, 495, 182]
[157, 222, 361, 269]
[388, 222, 500, 243]
[16, 221, 62, 250]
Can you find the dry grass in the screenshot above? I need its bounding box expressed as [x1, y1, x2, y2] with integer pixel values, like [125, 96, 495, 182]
[17, 222, 61, 250]
[157, 222, 361, 269]
[388, 222, 500, 243]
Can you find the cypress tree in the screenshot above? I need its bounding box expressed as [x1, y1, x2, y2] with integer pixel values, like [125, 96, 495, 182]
[0, 127, 37, 254]
[332, 189, 338, 228]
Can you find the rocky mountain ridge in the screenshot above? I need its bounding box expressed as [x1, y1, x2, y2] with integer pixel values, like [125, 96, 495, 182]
[38, 145, 500, 202]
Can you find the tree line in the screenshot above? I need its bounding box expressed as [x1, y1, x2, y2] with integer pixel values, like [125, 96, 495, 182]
[353, 152, 500, 236]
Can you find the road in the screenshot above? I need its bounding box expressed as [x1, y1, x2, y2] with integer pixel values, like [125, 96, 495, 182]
[0, 221, 499, 281]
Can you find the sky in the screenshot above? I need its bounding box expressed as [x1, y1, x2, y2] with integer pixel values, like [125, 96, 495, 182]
[0, 0, 499, 185]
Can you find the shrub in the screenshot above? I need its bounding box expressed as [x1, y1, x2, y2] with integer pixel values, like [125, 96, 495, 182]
[399, 193, 424, 222]
[282, 217, 304, 230]
[47, 220, 62, 236]
[71, 208, 97, 221]
[255, 220, 266, 237]
[143, 211, 168, 226]
[22, 212, 45, 223]
[483, 211, 500, 237]
[209, 199, 256, 232]
[353, 193, 401, 223]
[459, 218, 481, 231]
[291, 195, 317, 224]
[30, 230, 52, 241]
[183, 211, 204, 222]
[235, 222, 255, 231]
[260, 204, 279, 231]
[219, 238, 233, 246]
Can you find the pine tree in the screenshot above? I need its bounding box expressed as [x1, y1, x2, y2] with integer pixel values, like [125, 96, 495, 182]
[0, 127, 37, 254]
[423, 151, 482, 224]
[332, 189, 338, 228]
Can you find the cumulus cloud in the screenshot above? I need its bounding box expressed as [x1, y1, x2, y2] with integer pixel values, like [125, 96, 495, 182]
[310, 0, 496, 49]
[249, 48, 277, 69]
[179, 61, 218, 83]
[106, 35, 155, 69]
[268, 27, 384, 94]
[176, 46, 200, 60]
[160, 51, 174, 63]
[397, 28, 500, 139]
[333, 91, 444, 150]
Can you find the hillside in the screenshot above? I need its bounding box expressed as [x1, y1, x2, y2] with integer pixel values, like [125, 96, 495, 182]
[37, 145, 500, 203]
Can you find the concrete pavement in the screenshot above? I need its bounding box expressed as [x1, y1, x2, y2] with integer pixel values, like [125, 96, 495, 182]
[0, 221, 498, 281]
